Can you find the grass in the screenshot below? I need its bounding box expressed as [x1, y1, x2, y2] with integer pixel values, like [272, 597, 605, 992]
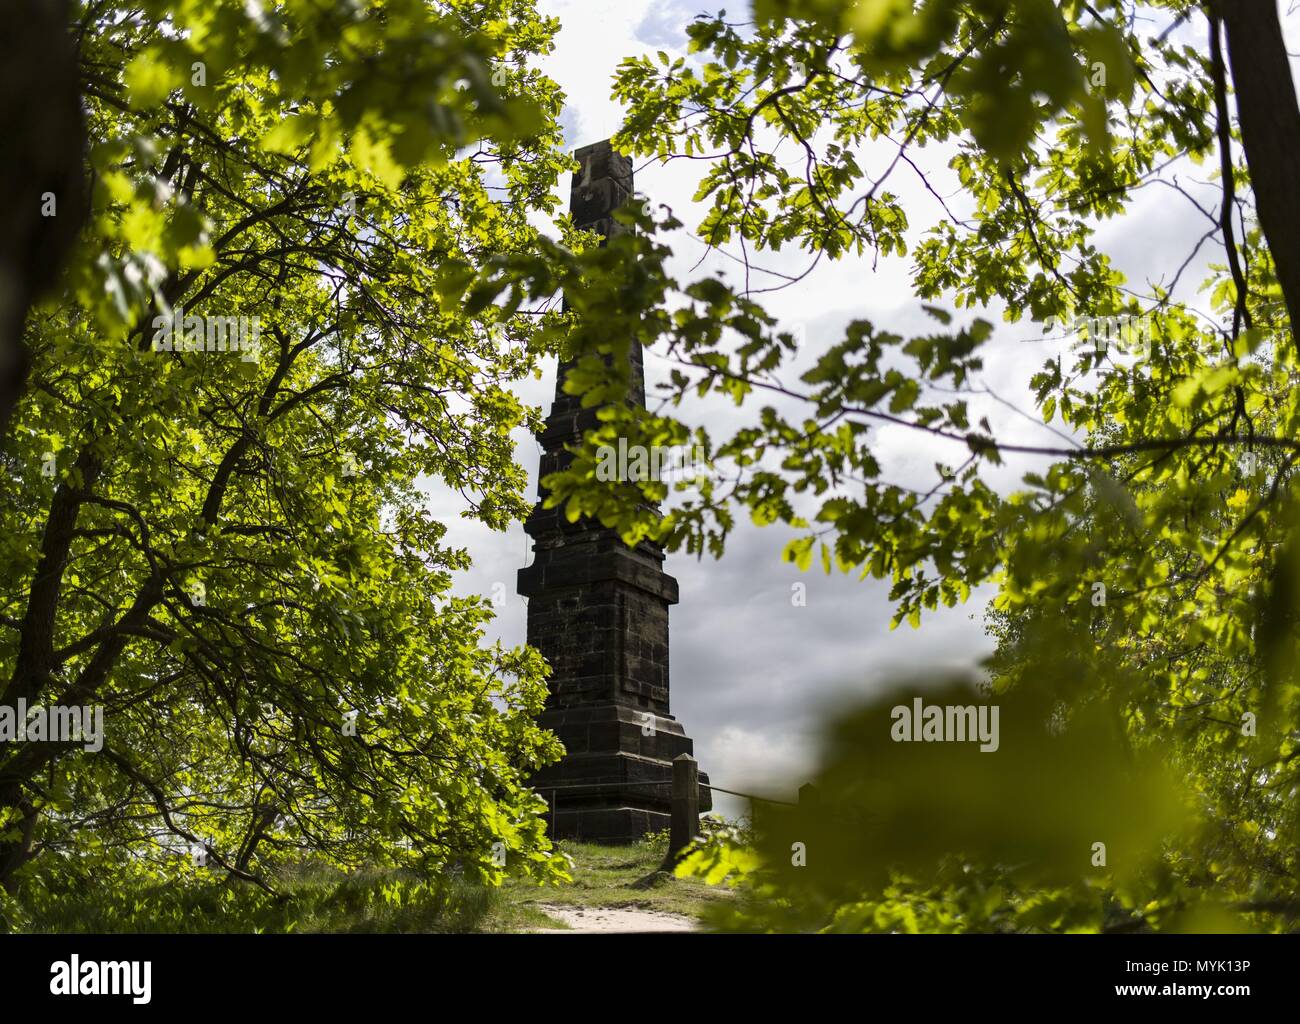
[489, 833, 739, 931]
[13, 835, 737, 934]
[17, 862, 508, 934]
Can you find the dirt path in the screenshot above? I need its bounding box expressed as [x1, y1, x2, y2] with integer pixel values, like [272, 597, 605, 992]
[531, 903, 698, 933]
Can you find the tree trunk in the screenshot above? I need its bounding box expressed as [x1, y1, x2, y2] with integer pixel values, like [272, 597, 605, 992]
[1217, 1, 1300, 338]
[0, 0, 87, 437]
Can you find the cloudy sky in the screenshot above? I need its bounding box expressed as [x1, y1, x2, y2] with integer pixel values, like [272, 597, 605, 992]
[426, 0, 1280, 815]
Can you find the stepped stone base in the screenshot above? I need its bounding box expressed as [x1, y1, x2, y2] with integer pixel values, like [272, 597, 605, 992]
[531, 703, 711, 843]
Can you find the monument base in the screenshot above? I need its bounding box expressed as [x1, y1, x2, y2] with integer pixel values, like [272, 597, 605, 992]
[531, 703, 711, 843]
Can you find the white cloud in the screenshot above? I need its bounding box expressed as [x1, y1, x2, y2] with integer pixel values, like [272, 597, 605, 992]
[696, 724, 818, 818]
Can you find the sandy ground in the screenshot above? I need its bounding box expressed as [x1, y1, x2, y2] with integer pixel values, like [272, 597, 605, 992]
[531, 903, 698, 933]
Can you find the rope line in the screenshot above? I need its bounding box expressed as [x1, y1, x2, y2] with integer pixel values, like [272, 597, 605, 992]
[532, 780, 797, 806]
[700, 782, 796, 806]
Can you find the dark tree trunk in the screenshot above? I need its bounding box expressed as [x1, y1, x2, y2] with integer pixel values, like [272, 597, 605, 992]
[1217, 1, 1300, 337]
[0, 0, 87, 436]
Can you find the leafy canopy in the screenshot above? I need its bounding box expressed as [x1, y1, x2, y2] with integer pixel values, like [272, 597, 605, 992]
[1, 0, 581, 927]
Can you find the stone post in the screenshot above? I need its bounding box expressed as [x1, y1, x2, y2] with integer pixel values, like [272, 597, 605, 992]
[666, 753, 699, 864]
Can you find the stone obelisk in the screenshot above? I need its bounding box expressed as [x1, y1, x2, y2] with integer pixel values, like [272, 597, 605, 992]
[518, 140, 709, 842]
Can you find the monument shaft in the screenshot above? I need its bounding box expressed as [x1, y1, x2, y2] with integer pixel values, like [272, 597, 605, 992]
[518, 140, 709, 842]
